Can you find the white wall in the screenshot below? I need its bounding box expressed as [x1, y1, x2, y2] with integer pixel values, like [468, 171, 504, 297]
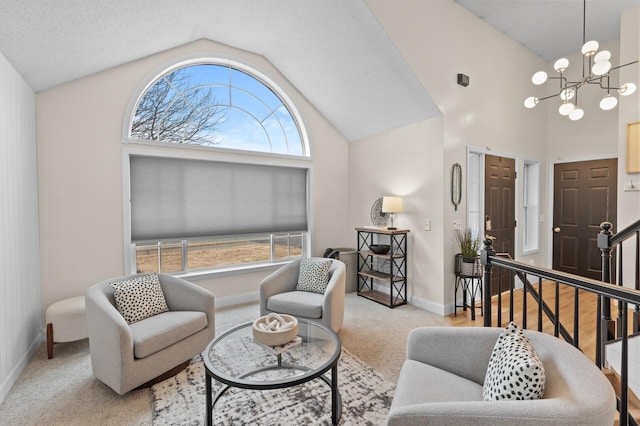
[364, 0, 548, 313]
[349, 117, 445, 312]
[618, 6, 640, 288]
[0, 51, 40, 402]
[618, 6, 640, 232]
[37, 39, 351, 312]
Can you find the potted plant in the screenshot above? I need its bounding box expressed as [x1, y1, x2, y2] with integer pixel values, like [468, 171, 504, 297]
[454, 228, 481, 276]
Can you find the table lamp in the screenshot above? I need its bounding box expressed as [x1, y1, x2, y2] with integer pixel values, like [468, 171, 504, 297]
[382, 196, 403, 230]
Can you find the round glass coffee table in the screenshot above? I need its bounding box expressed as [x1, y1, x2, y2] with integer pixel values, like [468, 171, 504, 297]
[204, 319, 342, 425]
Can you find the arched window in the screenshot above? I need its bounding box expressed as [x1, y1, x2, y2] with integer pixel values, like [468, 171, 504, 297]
[124, 61, 309, 276]
[129, 63, 306, 156]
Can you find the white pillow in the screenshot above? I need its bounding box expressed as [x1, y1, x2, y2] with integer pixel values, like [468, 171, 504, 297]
[295, 257, 332, 294]
[109, 273, 169, 324]
[482, 322, 546, 401]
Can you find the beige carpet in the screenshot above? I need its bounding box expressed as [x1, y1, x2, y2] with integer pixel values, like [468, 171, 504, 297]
[0, 293, 449, 425]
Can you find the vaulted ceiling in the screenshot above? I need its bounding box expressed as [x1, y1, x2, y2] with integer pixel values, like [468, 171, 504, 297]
[0, 0, 440, 142]
[2, 1, 639, 142]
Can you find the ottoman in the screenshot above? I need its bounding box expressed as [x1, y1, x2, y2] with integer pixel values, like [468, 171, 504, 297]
[45, 295, 88, 359]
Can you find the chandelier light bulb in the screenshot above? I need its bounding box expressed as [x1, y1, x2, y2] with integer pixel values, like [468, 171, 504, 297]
[569, 106, 584, 120]
[592, 60, 611, 76]
[524, 96, 539, 108]
[560, 87, 575, 101]
[554, 58, 569, 72]
[581, 40, 599, 56]
[532, 71, 548, 85]
[594, 50, 611, 63]
[559, 101, 575, 116]
[619, 83, 637, 96]
[599, 94, 618, 110]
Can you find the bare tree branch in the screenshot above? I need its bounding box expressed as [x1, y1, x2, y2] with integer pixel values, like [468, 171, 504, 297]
[131, 69, 226, 145]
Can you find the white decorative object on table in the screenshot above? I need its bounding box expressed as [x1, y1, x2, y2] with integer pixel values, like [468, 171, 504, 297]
[252, 313, 299, 347]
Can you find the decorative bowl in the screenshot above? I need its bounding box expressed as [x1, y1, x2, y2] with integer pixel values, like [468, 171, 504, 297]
[369, 244, 390, 254]
[252, 313, 299, 347]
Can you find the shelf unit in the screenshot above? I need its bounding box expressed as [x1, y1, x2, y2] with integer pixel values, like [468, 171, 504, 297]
[356, 227, 409, 308]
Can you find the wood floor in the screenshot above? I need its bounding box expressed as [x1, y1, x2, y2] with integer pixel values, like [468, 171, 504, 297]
[445, 281, 602, 362]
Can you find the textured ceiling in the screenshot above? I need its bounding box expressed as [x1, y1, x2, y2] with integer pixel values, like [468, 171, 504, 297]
[456, 0, 640, 61]
[0, 0, 440, 142]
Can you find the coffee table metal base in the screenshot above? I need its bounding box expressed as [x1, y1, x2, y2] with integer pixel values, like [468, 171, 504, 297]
[206, 358, 342, 425]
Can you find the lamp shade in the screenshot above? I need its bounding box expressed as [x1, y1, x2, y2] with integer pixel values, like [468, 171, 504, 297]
[620, 83, 637, 96]
[382, 196, 403, 213]
[599, 94, 617, 110]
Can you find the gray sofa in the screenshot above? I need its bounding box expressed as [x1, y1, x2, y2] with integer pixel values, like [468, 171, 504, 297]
[387, 326, 616, 426]
[259, 258, 346, 332]
[85, 273, 215, 395]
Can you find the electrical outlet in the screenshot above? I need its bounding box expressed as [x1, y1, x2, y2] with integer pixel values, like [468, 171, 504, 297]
[624, 180, 640, 191]
[424, 219, 431, 231]
[453, 220, 462, 231]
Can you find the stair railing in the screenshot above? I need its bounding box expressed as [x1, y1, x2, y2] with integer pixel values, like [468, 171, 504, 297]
[481, 221, 640, 426]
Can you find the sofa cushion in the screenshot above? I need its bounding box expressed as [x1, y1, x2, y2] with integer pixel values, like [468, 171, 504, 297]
[295, 257, 332, 294]
[109, 273, 168, 324]
[129, 310, 208, 359]
[267, 291, 323, 319]
[392, 359, 483, 410]
[483, 322, 545, 401]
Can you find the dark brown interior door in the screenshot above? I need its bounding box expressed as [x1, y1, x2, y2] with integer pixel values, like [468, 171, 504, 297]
[485, 154, 516, 295]
[553, 159, 617, 280]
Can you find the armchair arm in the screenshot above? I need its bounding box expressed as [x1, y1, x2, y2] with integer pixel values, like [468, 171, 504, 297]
[159, 274, 215, 336]
[406, 327, 501, 385]
[85, 282, 134, 394]
[259, 260, 301, 315]
[322, 259, 346, 331]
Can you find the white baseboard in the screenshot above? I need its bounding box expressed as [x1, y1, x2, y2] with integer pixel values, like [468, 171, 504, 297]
[215, 291, 259, 309]
[409, 295, 446, 316]
[0, 333, 42, 404]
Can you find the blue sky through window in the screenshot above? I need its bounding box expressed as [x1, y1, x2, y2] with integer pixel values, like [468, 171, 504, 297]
[131, 63, 303, 156]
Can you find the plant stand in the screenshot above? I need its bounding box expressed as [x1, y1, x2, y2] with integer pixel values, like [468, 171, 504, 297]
[454, 254, 483, 320]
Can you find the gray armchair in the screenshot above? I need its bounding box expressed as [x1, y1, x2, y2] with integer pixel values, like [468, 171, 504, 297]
[259, 258, 346, 332]
[85, 273, 215, 395]
[387, 327, 616, 426]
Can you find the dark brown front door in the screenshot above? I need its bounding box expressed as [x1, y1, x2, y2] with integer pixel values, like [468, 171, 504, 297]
[485, 154, 516, 295]
[553, 158, 617, 280]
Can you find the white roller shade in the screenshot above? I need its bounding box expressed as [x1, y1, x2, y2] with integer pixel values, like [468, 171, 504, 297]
[130, 156, 308, 242]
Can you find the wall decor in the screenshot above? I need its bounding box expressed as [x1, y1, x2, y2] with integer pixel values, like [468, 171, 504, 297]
[451, 163, 462, 211]
[370, 198, 390, 226]
[627, 122, 640, 173]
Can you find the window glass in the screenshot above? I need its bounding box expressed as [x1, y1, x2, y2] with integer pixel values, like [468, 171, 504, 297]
[523, 160, 540, 252]
[130, 63, 304, 156]
[127, 61, 308, 275]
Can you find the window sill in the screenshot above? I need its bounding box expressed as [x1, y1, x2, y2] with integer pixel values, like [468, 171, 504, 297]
[174, 260, 294, 281]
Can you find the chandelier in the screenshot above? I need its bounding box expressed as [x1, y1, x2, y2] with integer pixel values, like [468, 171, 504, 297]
[524, 0, 638, 121]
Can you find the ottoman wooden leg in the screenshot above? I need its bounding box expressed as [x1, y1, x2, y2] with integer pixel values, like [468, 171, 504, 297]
[47, 323, 54, 359]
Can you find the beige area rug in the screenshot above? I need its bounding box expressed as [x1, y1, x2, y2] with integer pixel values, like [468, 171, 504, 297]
[151, 348, 394, 425]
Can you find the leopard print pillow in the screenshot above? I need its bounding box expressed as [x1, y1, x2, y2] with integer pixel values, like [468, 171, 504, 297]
[482, 322, 546, 401]
[109, 273, 169, 324]
[295, 258, 332, 294]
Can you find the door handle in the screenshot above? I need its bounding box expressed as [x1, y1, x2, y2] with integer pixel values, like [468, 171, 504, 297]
[553, 227, 561, 233]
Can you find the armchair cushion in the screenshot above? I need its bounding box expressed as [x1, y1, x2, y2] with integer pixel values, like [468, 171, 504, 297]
[129, 310, 208, 359]
[295, 257, 332, 294]
[266, 291, 323, 319]
[483, 322, 545, 401]
[109, 273, 168, 323]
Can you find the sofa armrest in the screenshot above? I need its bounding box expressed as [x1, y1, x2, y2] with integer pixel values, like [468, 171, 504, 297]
[406, 327, 502, 385]
[322, 260, 346, 331]
[259, 260, 301, 315]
